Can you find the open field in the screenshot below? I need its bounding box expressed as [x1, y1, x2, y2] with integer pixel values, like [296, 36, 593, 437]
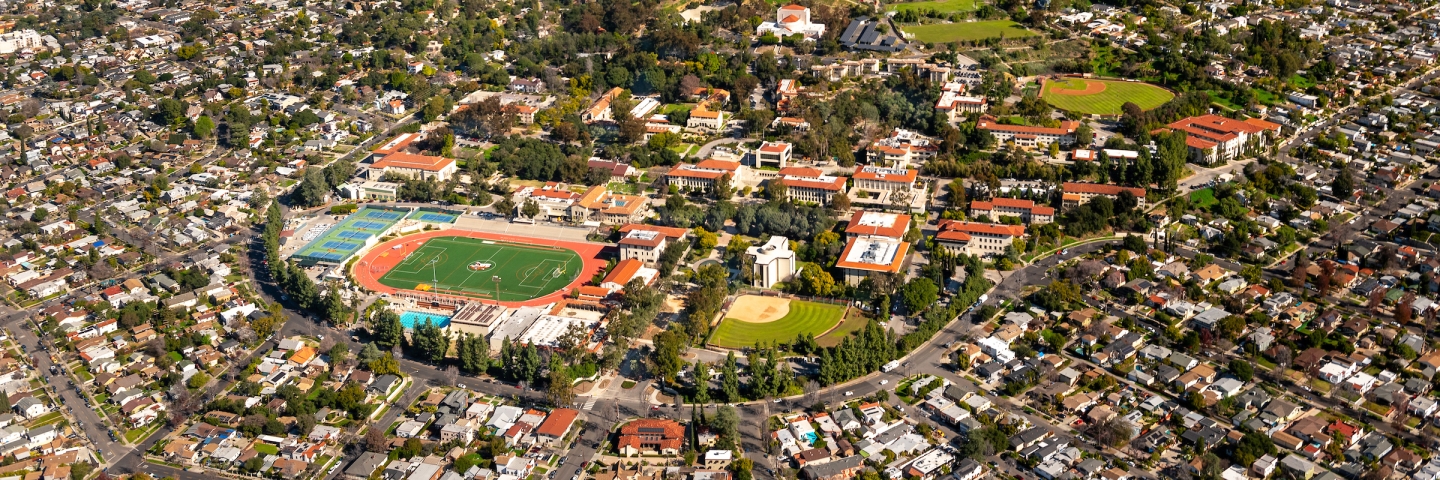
[817, 309, 872, 347]
[374, 236, 583, 302]
[710, 297, 847, 349]
[888, 0, 978, 13]
[902, 20, 1036, 43]
[1041, 78, 1174, 115]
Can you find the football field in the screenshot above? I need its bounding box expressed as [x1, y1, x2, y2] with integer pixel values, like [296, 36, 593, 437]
[375, 236, 583, 302]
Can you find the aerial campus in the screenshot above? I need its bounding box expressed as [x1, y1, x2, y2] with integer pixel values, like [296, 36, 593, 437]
[12, 1, 1440, 480]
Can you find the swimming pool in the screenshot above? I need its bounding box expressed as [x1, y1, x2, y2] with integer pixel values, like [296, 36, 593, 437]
[399, 311, 451, 329]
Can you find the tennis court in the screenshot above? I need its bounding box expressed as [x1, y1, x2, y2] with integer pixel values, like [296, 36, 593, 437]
[373, 236, 583, 302]
[293, 206, 409, 265]
[408, 209, 458, 224]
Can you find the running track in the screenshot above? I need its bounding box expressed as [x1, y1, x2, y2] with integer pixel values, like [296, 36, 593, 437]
[352, 229, 608, 307]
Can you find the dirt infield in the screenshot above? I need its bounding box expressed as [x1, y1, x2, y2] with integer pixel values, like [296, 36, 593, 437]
[352, 229, 606, 308]
[1047, 78, 1107, 95]
[725, 295, 792, 323]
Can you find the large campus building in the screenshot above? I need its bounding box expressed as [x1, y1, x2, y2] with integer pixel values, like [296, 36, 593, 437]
[617, 224, 690, 265]
[933, 220, 1026, 258]
[666, 159, 743, 191]
[366, 152, 458, 182]
[775, 167, 847, 205]
[1163, 114, 1281, 165]
[836, 210, 912, 285]
[746, 236, 797, 288]
[976, 115, 1081, 148]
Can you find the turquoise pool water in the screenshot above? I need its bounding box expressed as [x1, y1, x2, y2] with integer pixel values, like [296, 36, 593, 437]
[400, 311, 451, 329]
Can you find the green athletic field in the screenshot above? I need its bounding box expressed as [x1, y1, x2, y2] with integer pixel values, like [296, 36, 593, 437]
[1041, 78, 1174, 115]
[376, 236, 583, 302]
[901, 20, 1036, 43]
[889, 0, 978, 13]
[710, 300, 847, 349]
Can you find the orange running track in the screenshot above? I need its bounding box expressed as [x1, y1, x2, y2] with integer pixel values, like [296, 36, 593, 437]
[352, 229, 608, 308]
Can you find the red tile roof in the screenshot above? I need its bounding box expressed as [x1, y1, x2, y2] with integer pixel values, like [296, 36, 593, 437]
[535, 408, 579, 438]
[1062, 182, 1146, 198]
[937, 220, 1025, 237]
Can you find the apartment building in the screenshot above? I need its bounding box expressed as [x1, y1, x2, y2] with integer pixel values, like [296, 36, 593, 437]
[933, 220, 1026, 257]
[976, 115, 1080, 148]
[968, 197, 1054, 224]
[1060, 182, 1147, 210]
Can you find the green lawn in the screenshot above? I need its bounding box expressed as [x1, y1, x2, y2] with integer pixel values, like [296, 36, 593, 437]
[1042, 79, 1175, 115]
[377, 236, 584, 302]
[1290, 74, 1317, 89]
[710, 300, 847, 349]
[27, 412, 62, 427]
[902, 20, 1036, 43]
[1190, 188, 1218, 209]
[254, 443, 280, 455]
[888, 0, 978, 13]
[1254, 89, 1280, 105]
[817, 310, 871, 348]
[607, 182, 641, 195]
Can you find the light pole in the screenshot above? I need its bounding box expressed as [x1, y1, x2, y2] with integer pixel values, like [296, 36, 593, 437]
[492, 276, 502, 301]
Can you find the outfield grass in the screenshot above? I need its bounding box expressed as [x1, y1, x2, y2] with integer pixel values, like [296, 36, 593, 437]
[817, 309, 871, 348]
[1041, 78, 1174, 115]
[902, 20, 1036, 43]
[888, 0, 978, 13]
[1190, 188, 1218, 209]
[710, 300, 847, 349]
[377, 236, 583, 302]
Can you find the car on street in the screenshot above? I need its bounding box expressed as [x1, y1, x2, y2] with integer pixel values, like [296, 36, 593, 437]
[880, 380, 888, 385]
[844, 391, 853, 396]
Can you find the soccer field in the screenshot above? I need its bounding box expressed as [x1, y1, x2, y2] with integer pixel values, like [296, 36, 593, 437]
[709, 299, 847, 349]
[901, 20, 1036, 43]
[1041, 78, 1174, 115]
[889, 0, 978, 13]
[375, 236, 583, 302]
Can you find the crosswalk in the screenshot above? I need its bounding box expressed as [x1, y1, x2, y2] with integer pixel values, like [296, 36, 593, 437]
[581, 397, 597, 411]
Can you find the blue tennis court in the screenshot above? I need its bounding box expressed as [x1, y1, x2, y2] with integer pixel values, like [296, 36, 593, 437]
[292, 206, 410, 265]
[322, 240, 359, 250]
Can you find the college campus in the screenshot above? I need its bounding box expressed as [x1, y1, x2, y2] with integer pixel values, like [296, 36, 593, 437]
[6, 1, 1440, 480]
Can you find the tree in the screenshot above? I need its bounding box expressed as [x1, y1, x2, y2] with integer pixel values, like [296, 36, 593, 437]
[193, 116, 214, 139]
[1290, 252, 1310, 289]
[713, 173, 733, 201]
[1088, 417, 1133, 448]
[368, 353, 400, 375]
[372, 310, 404, 349]
[521, 198, 541, 219]
[765, 180, 788, 202]
[1228, 358, 1254, 381]
[456, 333, 489, 373]
[831, 192, 851, 212]
[650, 329, 688, 385]
[796, 263, 838, 297]
[152, 98, 185, 125]
[547, 356, 575, 406]
[494, 196, 517, 218]
[692, 361, 711, 404]
[1332, 165, 1355, 200]
[408, 318, 449, 363]
[900, 278, 938, 314]
[1233, 431, 1276, 466]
